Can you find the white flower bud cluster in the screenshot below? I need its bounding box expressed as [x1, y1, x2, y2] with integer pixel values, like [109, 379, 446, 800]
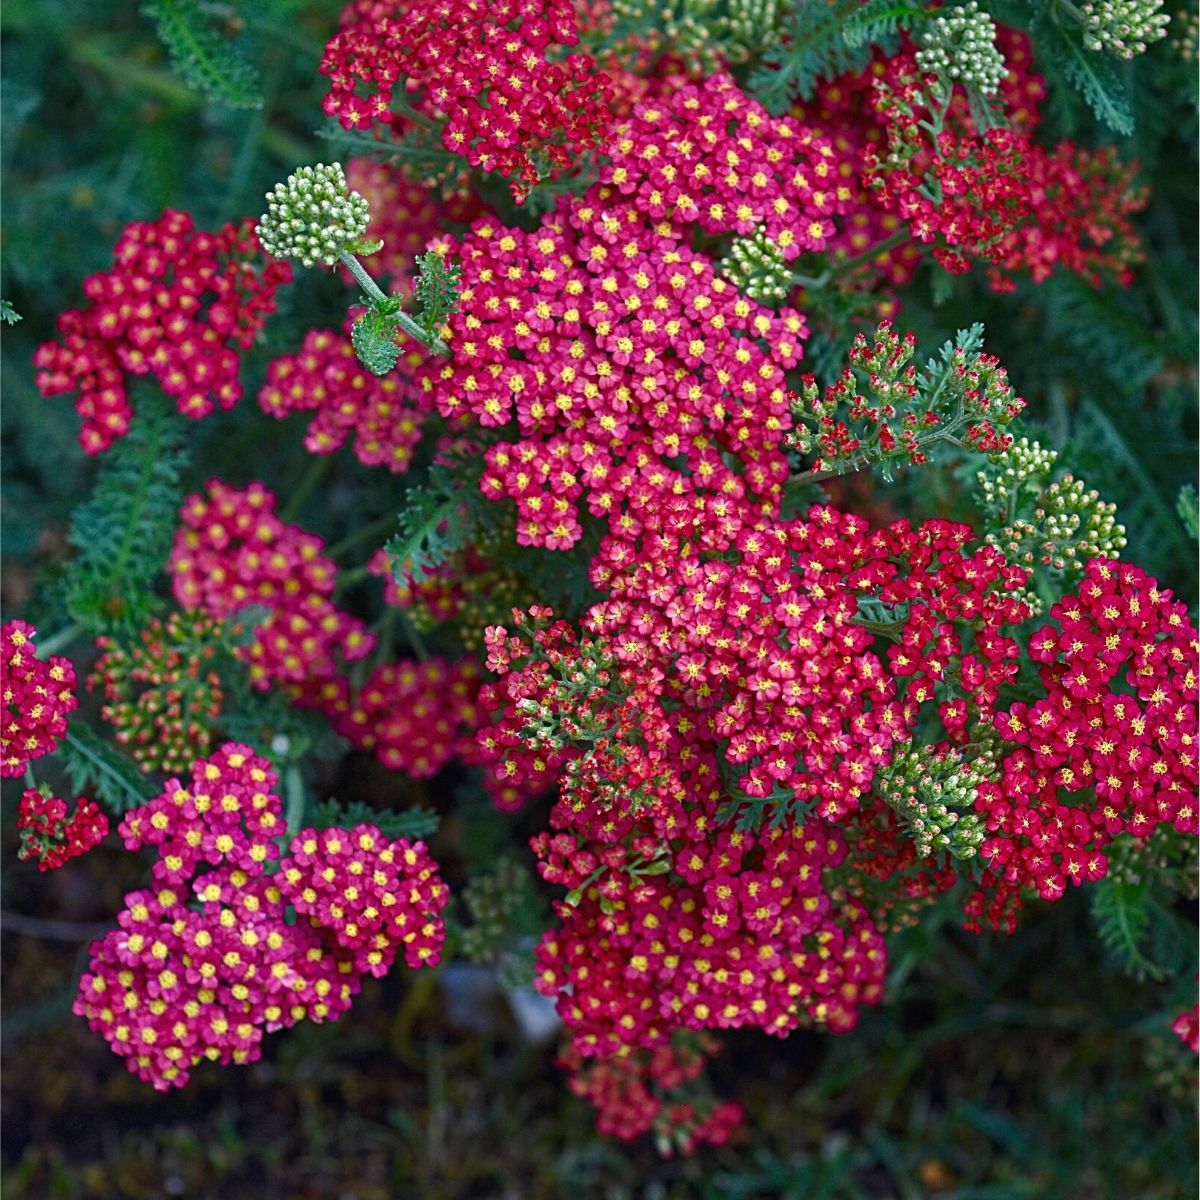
[975, 437, 1126, 615]
[257, 163, 371, 268]
[1081, 0, 1170, 58]
[723, 228, 793, 304]
[877, 741, 991, 860]
[916, 0, 1007, 95]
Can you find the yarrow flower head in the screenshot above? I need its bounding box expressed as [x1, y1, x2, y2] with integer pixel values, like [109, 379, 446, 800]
[17, 786, 109, 871]
[168, 480, 373, 706]
[916, 0, 1007, 95]
[1, 620, 79, 778]
[256, 163, 372, 268]
[76, 743, 449, 1090]
[34, 212, 291, 453]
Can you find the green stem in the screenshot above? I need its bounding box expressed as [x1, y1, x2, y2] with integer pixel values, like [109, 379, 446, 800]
[284, 765, 306, 838]
[280, 453, 332, 523]
[792, 228, 912, 289]
[35, 623, 84, 659]
[396, 609, 429, 663]
[339, 251, 450, 356]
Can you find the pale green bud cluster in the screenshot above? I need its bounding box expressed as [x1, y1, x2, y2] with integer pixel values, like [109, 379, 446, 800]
[257, 162, 371, 268]
[876, 740, 991, 860]
[461, 857, 535, 962]
[975, 437, 1126, 614]
[916, 0, 1007, 95]
[1080, 0, 1170, 58]
[722, 227, 793, 304]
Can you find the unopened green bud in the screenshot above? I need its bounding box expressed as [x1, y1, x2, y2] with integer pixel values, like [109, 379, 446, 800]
[916, 0, 1007, 95]
[257, 162, 372, 268]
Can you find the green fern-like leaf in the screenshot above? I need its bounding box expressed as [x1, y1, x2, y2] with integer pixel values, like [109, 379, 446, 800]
[65, 394, 189, 636]
[1090, 876, 1178, 982]
[841, 0, 926, 47]
[1040, 17, 1135, 135]
[58, 723, 158, 816]
[1177, 484, 1199, 541]
[385, 455, 501, 585]
[351, 308, 402, 377]
[142, 0, 262, 109]
[0, 299, 21, 324]
[747, 0, 879, 111]
[307, 797, 440, 841]
[413, 252, 461, 337]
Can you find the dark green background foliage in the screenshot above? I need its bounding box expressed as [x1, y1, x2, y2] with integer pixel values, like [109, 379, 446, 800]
[1, 2, 1196, 1197]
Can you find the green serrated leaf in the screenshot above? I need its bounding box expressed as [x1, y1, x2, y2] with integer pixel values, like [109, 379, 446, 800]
[307, 797, 439, 841]
[142, 0, 262, 109]
[0, 299, 22, 324]
[64, 393, 188, 636]
[841, 0, 926, 48]
[1046, 19, 1135, 135]
[351, 309, 402, 377]
[413, 251, 461, 336]
[58, 724, 158, 816]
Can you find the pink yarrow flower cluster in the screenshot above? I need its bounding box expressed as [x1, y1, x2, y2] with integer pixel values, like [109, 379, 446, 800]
[320, 0, 614, 198]
[17, 788, 109, 871]
[416, 75, 850, 549]
[259, 323, 434, 472]
[169, 480, 373, 706]
[1, 620, 78, 778]
[74, 743, 449, 1090]
[35, 211, 291, 453]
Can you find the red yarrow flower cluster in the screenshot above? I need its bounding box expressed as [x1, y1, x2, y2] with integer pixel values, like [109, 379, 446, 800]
[559, 1034, 742, 1154]
[977, 560, 1198, 908]
[260, 323, 434, 472]
[75, 743, 448, 1090]
[35, 211, 291, 453]
[321, 0, 614, 198]
[331, 656, 484, 778]
[280, 824, 450, 975]
[169, 480, 373, 705]
[863, 51, 1145, 289]
[1, 620, 78, 778]
[415, 75, 846, 548]
[17, 787, 109, 871]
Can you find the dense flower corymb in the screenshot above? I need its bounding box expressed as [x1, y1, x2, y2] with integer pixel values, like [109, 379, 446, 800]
[1, 620, 78, 778]
[35, 211, 291, 453]
[17, 787, 109, 871]
[76, 744, 449, 1090]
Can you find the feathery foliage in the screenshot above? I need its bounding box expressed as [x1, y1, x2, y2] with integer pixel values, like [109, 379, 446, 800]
[58, 723, 158, 816]
[307, 797, 440, 841]
[64, 395, 189, 636]
[142, 0, 263, 109]
[1090, 876, 1181, 982]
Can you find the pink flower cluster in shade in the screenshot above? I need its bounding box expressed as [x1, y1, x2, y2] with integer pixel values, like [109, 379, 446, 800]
[259, 323, 434, 472]
[1, 620, 78, 778]
[74, 743, 449, 1090]
[559, 1035, 742, 1153]
[320, 0, 615, 197]
[168, 480, 373, 705]
[330, 656, 484, 778]
[34, 211, 291, 454]
[413, 74, 842, 549]
[17, 788, 109, 871]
